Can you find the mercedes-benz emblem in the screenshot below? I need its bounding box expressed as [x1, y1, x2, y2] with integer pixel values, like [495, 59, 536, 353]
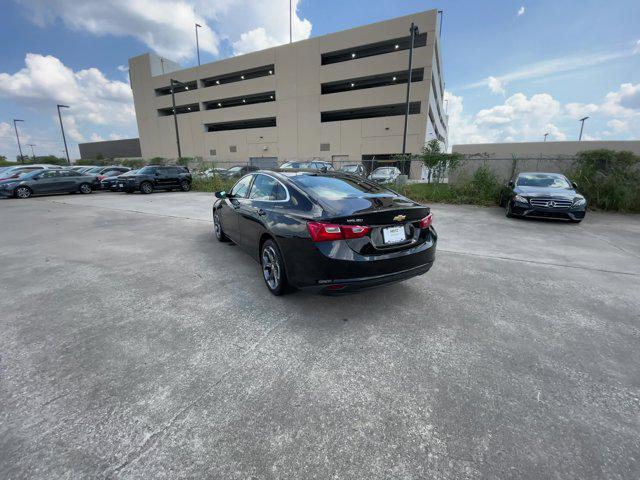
[546, 201, 556, 207]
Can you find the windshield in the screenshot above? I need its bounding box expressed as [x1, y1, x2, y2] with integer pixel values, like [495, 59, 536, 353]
[340, 165, 359, 172]
[372, 167, 395, 175]
[281, 162, 307, 169]
[290, 174, 391, 200]
[228, 166, 242, 173]
[137, 166, 157, 174]
[516, 174, 571, 188]
[86, 167, 104, 173]
[121, 170, 138, 176]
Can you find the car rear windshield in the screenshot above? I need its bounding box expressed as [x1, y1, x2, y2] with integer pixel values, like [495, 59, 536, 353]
[290, 174, 392, 200]
[517, 174, 571, 188]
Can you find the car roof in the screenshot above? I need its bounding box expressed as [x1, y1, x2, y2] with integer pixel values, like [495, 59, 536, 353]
[518, 172, 565, 177]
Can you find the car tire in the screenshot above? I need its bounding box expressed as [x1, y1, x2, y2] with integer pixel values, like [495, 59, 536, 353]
[498, 192, 505, 207]
[15, 186, 32, 199]
[261, 239, 289, 296]
[213, 212, 229, 242]
[79, 183, 92, 194]
[505, 201, 514, 218]
[140, 181, 153, 194]
[180, 180, 191, 192]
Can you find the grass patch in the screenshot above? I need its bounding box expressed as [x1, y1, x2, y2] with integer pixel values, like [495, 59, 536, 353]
[191, 176, 236, 193]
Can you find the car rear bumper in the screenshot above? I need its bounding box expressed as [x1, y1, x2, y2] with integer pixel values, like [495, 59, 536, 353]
[301, 262, 434, 294]
[280, 228, 437, 291]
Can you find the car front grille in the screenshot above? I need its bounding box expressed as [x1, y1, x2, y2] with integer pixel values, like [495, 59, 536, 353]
[528, 197, 573, 209]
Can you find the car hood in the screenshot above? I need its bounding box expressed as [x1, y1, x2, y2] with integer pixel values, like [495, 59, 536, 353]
[514, 186, 578, 198]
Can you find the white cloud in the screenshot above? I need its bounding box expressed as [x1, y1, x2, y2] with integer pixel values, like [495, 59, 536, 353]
[487, 76, 506, 95]
[14, 0, 312, 61]
[565, 83, 640, 118]
[517, 6, 525, 16]
[460, 47, 636, 92]
[90, 133, 104, 142]
[634, 40, 640, 55]
[447, 91, 567, 145]
[0, 53, 137, 152]
[448, 82, 640, 146]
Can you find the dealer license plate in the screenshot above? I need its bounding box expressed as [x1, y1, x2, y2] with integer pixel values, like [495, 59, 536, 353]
[382, 226, 406, 244]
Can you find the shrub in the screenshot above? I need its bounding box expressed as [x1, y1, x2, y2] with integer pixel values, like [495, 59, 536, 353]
[569, 149, 640, 212]
[191, 175, 235, 193]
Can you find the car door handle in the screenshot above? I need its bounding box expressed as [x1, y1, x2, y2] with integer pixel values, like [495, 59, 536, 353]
[257, 208, 266, 216]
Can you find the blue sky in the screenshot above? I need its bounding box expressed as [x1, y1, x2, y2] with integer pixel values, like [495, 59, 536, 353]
[1, 0, 638, 160]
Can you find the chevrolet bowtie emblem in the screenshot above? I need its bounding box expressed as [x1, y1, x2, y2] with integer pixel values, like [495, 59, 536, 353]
[393, 214, 406, 222]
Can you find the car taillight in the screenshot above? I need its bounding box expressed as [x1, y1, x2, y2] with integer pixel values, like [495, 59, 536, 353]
[419, 213, 433, 229]
[307, 222, 371, 242]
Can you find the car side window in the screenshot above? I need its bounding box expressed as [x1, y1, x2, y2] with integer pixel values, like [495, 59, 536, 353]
[249, 174, 278, 200]
[42, 170, 58, 178]
[231, 175, 253, 198]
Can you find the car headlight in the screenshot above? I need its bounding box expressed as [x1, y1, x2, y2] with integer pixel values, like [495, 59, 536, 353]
[514, 194, 529, 204]
[573, 195, 586, 206]
[3, 182, 18, 189]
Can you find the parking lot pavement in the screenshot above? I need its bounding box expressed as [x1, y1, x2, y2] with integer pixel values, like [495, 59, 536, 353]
[1, 192, 639, 479]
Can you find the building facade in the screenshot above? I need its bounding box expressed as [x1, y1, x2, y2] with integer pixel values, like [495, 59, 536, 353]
[78, 138, 142, 160]
[129, 10, 446, 177]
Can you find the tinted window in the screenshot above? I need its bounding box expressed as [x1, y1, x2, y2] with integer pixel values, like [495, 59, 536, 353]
[517, 174, 571, 188]
[41, 170, 59, 178]
[231, 175, 253, 197]
[291, 175, 389, 200]
[138, 167, 157, 174]
[249, 174, 287, 201]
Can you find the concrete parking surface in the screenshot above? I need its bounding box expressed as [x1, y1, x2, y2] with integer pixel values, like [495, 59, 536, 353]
[1, 192, 639, 479]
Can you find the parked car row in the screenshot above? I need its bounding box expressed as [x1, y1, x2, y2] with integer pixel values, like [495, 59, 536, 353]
[194, 162, 400, 184]
[0, 164, 192, 198]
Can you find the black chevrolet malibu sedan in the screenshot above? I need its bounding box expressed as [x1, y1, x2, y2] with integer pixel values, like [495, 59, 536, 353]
[500, 172, 587, 223]
[213, 170, 436, 295]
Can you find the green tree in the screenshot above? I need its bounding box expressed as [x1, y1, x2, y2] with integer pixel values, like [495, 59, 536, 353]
[419, 139, 463, 184]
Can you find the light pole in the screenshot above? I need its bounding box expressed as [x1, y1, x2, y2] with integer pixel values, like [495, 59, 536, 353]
[13, 119, 24, 163]
[27, 143, 37, 162]
[543, 133, 549, 142]
[438, 10, 443, 37]
[195, 23, 202, 66]
[401, 23, 419, 157]
[57, 104, 71, 165]
[170, 78, 190, 158]
[578, 116, 589, 141]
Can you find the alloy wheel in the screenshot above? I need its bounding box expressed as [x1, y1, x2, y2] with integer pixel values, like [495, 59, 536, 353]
[141, 182, 153, 194]
[80, 184, 92, 194]
[262, 245, 281, 290]
[16, 187, 31, 199]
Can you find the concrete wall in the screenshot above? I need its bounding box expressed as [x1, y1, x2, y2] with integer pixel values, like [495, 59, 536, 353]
[452, 141, 640, 158]
[78, 138, 142, 160]
[129, 10, 446, 178]
[450, 141, 640, 183]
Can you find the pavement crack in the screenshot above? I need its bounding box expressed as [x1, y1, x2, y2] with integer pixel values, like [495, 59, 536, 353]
[104, 316, 289, 478]
[440, 249, 640, 277]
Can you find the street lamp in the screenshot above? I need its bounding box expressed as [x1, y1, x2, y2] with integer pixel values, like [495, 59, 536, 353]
[195, 23, 202, 66]
[170, 78, 189, 158]
[401, 23, 419, 156]
[578, 116, 589, 141]
[13, 119, 25, 163]
[57, 104, 71, 165]
[27, 143, 37, 162]
[543, 133, 549, 142]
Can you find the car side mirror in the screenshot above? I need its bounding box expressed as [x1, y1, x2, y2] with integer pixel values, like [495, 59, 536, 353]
[215, 191, 227, 199]
[508, 180, 514, 188]
[571, 182, 578, 189]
